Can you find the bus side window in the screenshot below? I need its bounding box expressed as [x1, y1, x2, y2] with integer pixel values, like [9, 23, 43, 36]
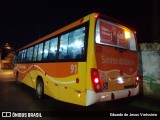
[26, 48, 30, 62]
[59, 34, 68, 60]
[43, 40, 50, 61]
[22, 49, 27, 62]
[26, 47, 33, 62]
[68, 27, 86, 60]
[58, 27, 86, 60]
[29, 47, 33, 62]
[37, 43, 43, 61]
[48, 37, 58, 61]
[33, 45, 38, 61]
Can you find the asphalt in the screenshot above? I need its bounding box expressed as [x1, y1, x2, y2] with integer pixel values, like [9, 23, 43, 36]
[0, 70, 160, 113]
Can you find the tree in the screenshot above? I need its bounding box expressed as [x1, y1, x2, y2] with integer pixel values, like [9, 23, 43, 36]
[5, 51, 15, 69]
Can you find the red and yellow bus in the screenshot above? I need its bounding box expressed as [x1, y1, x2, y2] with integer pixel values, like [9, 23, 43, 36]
[14, 13, 140, 106]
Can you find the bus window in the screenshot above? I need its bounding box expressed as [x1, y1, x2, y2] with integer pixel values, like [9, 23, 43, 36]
[22, 49, 27, 62]
[37, 43, 43, 61]
[49, 37, 58, 61]
[59, 33, 69, 59]
[96, 19, 136, 51]
[33, 45, 38, 61]
[29, 47, 33, 62]
[68, 27, 85, 59]
[59, 27, 86, 60]
[26, 47, 33, 62]
[43, 40, 50, 61]
[26, 48, 29, 62]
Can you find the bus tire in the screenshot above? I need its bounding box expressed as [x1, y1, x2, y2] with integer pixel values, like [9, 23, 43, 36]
[36, 77, 44, 99]
[16, 72, 22, 84]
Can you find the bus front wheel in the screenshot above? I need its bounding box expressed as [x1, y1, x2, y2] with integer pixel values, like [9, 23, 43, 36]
[36, 78, 44, 99]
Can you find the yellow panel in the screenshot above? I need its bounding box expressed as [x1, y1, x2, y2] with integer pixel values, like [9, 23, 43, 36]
[59, 85, 86, 106]
[85, 13, 97, 90]
[43, 76, 59, 99]
[21, 73, 35, 89]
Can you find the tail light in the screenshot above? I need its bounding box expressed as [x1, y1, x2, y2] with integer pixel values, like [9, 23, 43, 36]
[135, 71, 140, 86]
[135, 76, 140, 86]
[91, 68, 102, 93]
[136, 76, 139, 81]
[94, 13, 99, 19]
[136, 76, 140, 83]
[136, 71, 140, 83]
[94, 14, 99, 18]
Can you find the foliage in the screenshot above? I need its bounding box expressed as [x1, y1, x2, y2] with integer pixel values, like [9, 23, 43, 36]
[4, 51, 15, 69]
[5, 51, 15, 61]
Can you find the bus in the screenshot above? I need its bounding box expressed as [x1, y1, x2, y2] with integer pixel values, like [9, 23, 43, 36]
[14, 13, 140, 106]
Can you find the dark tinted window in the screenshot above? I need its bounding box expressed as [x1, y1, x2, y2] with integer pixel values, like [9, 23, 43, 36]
[48, 37, 58, 61]
[43, 40, 50, 61]
[26, 47, 33, 62]
[37, 43, 43, 61]
[33, 45, 38, 61]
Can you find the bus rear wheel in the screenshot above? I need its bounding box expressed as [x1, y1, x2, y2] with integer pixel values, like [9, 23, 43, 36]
[36, 78, 44, 99]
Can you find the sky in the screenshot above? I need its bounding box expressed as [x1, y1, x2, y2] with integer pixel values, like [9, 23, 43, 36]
[0, 0, 158, 50]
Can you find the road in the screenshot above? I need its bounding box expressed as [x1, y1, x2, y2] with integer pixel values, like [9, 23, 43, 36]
[0, 70, 159, 120]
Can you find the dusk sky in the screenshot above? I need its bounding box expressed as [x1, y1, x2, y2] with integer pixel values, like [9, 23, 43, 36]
[0, 0, 158, 49]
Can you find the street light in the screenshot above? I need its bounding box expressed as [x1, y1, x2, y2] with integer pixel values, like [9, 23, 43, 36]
[0, 43, 11, 70]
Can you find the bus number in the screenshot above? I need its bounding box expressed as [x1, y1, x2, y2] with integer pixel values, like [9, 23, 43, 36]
[70, 64, 77, 74]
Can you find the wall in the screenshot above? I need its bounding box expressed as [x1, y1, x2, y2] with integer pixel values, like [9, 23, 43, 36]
[139, 43, 160, 99]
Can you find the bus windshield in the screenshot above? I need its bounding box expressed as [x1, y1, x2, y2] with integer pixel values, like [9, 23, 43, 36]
[95, 18, 137, 51]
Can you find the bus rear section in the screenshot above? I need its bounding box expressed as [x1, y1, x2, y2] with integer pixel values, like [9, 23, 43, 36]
[86, 17, 139, 106]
